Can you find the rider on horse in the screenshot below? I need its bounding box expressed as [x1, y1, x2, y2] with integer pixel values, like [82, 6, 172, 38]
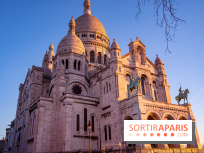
[176, 85, 189, 105]
[179, 87, 184, 99]
[130, 76, 134, 86]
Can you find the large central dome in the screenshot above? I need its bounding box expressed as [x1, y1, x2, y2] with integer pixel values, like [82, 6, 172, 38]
[73, 0, 110, 70]
[74, 0, 110, 46]
[75, 14, 107, 36]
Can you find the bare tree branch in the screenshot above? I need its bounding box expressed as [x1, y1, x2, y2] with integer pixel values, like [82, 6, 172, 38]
[136, 0, 185, 53]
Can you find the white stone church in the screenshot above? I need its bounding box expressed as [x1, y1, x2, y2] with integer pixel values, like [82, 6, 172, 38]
[5, 0, 201, 152]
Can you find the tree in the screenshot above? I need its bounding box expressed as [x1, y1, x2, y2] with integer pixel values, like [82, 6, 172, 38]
[136, 0, 185, 53]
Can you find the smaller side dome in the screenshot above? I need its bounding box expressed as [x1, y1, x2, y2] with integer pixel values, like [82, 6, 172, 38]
[155, 54, 163, 65]
[111, 38, 120, 50]
[57, 16, 85, 55]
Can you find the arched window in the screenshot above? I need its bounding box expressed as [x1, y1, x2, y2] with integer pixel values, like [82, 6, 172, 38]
[91, 116, 94, 132]
[138, 47, 145, 65]
[82, 34, 87, 37]
[109, 84, 111, 91]
[125, 116, 133, 120]
[85, 51, 87, 57]
[90, 51, 95, 63]
[140, 51, 143, 65]
[179, 116, 187, 120]
[74, 60, 77, 70]
[104, 126, 107, 141]
[62, 60, 64, 65]
[98, 52, 102, 64]
[76, 114, 80, 131]
[66, 59, 68, 69]
[106, 82, 108, 93]
[90, 34, 95, 38]
[153, 81, 157, 101]
[78, 61, 81, 71]
[154, 90, 157, 101]
[104, 54, 107, 66]
[84, 108, 87, 131]
[147, 113, 160, 120]
[108, 126, 111, 140]
[141, 77, 145, 95]
[164, 115, 174, 120]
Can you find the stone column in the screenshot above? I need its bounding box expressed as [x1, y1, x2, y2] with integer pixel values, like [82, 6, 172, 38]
[95, 47, 97, 64]
[64, 100, 73, 151]
[149, 82, 153, 100]
[35, 104, 45, 152]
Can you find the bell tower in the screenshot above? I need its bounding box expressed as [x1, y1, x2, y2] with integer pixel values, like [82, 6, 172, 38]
[155, 54, 172, 103]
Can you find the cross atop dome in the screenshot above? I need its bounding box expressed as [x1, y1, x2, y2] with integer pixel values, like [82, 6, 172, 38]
[83, 0, 91, 15]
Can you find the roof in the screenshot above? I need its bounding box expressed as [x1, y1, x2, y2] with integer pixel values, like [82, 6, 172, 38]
[75, 14, 107, 36]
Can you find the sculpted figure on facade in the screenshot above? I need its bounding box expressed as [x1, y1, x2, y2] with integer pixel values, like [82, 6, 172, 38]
[127, 76, 141, 97]
[176, 85, 189, 105]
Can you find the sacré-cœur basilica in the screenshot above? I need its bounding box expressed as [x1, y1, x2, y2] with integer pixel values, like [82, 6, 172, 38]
[5, 0, 201, 152]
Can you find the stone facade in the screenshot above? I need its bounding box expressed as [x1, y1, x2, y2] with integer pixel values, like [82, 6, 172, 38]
[5, 0, 201, 152]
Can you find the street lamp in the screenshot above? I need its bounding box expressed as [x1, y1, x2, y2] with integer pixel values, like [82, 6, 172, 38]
[87, 120, 92, 153]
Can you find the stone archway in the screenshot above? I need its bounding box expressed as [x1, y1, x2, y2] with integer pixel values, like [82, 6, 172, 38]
[179, 116, 187, 120]
[147, 112, 160, 120]
[147, 112, 160, 148]
[125, 116, 133, 120]
[164, 114, 174, 120]
[163, 114, 177, 148]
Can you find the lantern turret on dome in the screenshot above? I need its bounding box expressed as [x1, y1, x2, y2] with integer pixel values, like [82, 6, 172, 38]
[83, 0, 91, 15]
[68, 15, 76, 34]
[48, 42, 55, 61]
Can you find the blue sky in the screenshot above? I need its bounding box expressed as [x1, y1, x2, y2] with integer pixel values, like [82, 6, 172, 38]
[0, 0, 203, 145]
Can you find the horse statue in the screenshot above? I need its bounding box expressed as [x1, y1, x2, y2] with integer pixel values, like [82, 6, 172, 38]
[127, 76, 141, 97]
[175, 88, 189, 105]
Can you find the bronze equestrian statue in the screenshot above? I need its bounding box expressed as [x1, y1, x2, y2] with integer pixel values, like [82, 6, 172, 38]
[175, 86, 189, 105]
[127, 76, 141, 97]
